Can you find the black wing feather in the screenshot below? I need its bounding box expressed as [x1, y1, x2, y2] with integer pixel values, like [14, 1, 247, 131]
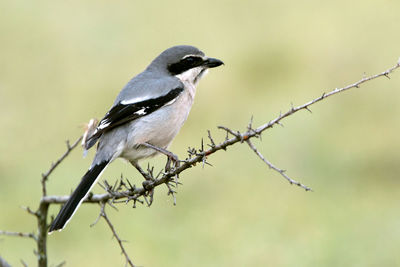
[85, 87, 183, 149]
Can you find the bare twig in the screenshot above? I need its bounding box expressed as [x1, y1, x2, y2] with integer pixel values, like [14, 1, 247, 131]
[255, 63, 400, 134]
[41, 136, 83, 196]
[246, 140, 312, 191]
[99, 202, 136, 267]
[21, 206, 37, 216]
[0, 230, 37, 241]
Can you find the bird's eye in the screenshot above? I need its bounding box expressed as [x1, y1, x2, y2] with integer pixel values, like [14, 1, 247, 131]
[168, 56, 203, 75]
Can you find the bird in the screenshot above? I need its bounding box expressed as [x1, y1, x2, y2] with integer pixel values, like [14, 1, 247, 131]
[48, 45, 224, 233]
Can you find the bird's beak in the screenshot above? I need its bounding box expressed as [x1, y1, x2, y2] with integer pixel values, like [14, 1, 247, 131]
[203, 57, 224, 68]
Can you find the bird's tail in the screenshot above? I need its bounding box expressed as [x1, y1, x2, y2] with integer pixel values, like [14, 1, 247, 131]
[48, 160, 109, 233]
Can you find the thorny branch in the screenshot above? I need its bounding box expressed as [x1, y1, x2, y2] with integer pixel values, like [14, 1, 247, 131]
[1, 59, 399, 267]
[41, 136, 83, 196]
[94, 202, 136, 267]
[254, 61, 400, 136]
[245, 139, 311, 190]
[0, 135, 83, 267]
[41, 59, 400, 206]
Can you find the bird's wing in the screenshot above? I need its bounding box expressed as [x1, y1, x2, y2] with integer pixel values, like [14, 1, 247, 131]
[84, 76, 184, 150]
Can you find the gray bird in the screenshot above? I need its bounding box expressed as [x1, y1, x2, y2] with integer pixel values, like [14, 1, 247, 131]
[49, 45, 223, 233]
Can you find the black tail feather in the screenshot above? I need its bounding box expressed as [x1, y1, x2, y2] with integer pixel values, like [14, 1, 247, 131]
[48, 161, 109, 233]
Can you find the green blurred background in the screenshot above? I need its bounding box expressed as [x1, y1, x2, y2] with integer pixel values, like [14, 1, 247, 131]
[1, 0, 400, 266]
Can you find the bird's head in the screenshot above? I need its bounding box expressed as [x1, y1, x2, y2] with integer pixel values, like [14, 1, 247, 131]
[148, 45, 224, 84]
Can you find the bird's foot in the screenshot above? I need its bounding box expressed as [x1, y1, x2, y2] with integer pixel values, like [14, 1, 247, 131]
[142, 142, 181, 171]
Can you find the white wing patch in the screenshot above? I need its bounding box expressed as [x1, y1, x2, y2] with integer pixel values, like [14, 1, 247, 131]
[98, 120, 111, 130]
[135, 108, 146, 115]
[165, 98, 177, 106]
[120, 95, 150, 105]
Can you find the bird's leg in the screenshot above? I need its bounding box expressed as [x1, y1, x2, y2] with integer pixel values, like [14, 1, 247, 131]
[130, 160, 152, 181]
[130, 160, 155, 202]
[142, 142, 180, 171]
[165, 157, 173, 171]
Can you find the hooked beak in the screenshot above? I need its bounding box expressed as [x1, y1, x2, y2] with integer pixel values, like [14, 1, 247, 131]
[203, 57, 224, 68]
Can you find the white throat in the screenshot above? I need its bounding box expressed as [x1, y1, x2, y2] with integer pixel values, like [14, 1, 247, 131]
[175, 67, 208, 86]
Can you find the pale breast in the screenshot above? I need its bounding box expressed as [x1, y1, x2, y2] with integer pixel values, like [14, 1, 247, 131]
[120, 87, 195, 162]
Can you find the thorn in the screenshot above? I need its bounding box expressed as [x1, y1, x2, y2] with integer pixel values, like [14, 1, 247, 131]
[142, 195, 150, 206]
[126, 179, 135, 191]
[98, 182, 106, 191]
[112, 179, 118, 191]
[247, 115, 254, 130]
[362, 72, 367, 78]
[165, 182, 177, 205]
[155, 168, 164, 179]
[218, 125, 240, 138]
[207, 130, 216, 148]
[305, 106, 312, 113]
[202, 156, 213, 168]
[204, 161, 213, 167]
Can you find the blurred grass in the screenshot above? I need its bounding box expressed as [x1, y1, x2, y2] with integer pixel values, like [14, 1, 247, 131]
[1, 0, 400, 266]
